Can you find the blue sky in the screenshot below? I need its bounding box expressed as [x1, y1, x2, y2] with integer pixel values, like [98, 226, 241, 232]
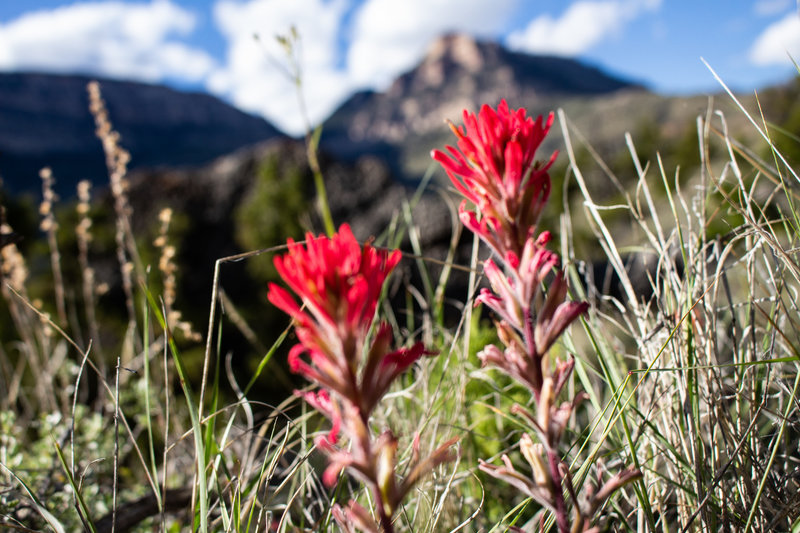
[0, 0, 798, 135]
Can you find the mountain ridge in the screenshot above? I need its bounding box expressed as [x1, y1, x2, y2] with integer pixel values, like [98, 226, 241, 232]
[0, 33, 772, 198]
[0, 71, 285, 195]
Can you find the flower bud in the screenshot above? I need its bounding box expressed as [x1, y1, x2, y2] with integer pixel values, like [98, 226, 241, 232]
[520, 433, 551, 489]
[537, 376, 554, 431]
[376, 432, 399, 516]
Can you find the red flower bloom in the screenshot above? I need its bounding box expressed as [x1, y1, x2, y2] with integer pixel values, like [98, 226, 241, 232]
[431, 99, 556, 258]
[269, 223, 399, 341]
[268, 224, 441, 496]
[267, 224, 401, 397]
[433, 101, 587, 392]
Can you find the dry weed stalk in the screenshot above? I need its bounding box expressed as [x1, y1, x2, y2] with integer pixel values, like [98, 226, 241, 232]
[0, 220, 37, 409]
[39, 167, 67, 326]
[75, 179, 105, 363]
[154, 207, 200, 341]
[0, 219, 65, 413]
[87, 81, 142, 350]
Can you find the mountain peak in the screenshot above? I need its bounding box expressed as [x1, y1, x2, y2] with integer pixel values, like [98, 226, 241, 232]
[423, 33, 486, 74]
[322, 34, 645, 174]
[379, 33, 642, 104]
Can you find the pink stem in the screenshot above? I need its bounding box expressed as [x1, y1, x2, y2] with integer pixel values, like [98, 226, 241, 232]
[371, 483, 395, 533]
[379, 506, 395, 533]
[547, 447, 570, 533]
[522, 306, 543, 398]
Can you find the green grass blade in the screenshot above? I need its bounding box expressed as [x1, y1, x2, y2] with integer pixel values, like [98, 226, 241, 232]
[143, 283, 209, 533]
[52, 439, 98, 533]
[1, 462, 67, 533]
[140, 297, 162, 512]
[743, 367, 800, 530]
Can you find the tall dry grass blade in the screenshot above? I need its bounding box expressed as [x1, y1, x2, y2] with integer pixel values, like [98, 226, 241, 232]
[557, 108, 643, 319]
[138, 301, 162, 518]
[143, 286, 209, 533]
[702, 58, 800, 185]
[111, 357, 121, 533]
[69, 342, 92, 481]
[200, 243, 292, 437]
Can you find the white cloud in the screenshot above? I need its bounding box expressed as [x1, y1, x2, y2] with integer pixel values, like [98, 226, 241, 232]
[753, 0, 793, 17]
[208, 0, 518, 135]
[208, 0, 353, 136]
[0, 0, 215, 82]
[749, 12, 800, 65]
[506, 0, 660, 56]
[347, 0, 517, 88]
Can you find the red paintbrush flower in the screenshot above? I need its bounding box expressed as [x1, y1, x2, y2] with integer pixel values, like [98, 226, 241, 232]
[268, 223, 399, 343]
[432, 101, 587, 394]
[431, 99, 556, 258]
[268, 224, 450, 533]
[267, 223, 402, 399]
[432, 101, 637, 533]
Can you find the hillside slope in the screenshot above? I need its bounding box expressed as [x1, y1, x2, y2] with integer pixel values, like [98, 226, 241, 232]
[0, 72, 285, 194]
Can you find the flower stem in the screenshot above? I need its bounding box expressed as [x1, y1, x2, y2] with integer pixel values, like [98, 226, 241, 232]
[378, 506, 395, 533]
[547, 447, 570, 533]
[307, 130, 336, 237]
[371, 483, 395, 533]
[522, 306, 542, 397]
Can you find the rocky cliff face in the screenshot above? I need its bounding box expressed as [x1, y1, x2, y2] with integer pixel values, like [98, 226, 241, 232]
[320, 33, 644, 178]
[0, 72, 284, 195]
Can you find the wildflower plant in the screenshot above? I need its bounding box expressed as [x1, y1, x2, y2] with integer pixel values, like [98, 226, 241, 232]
[433, 100, 641, 532]
[268, 223, 456, 533]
